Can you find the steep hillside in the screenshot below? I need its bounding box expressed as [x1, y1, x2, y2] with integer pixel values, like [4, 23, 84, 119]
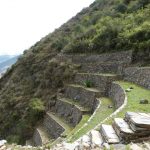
[0, 0, 149, 144]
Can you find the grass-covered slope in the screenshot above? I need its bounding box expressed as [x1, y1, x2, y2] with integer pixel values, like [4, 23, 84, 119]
[105, 81, 150, 124]
[0, 0, 149, 144]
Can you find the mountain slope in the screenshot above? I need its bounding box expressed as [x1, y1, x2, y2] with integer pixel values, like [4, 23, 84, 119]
[0, 0, 149, 144]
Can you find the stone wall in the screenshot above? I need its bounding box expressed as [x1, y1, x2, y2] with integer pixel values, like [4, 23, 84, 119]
[75, 73, 120, 94]
[80, 62, 125, 74]
[33, 129, 42, 146]
[109, 82, 126, 109]
[65, 85, 101, 109]
[123, 67, 150, 89]
[56, 50, 133, 64]
[43, 113, 64, 139]
[50, 100, 82, 127]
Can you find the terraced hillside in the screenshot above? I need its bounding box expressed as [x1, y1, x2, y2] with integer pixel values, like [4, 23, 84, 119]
[22, 50, 149, 150]
[0, 0, 149, 147]
[50, 52, 150, 150]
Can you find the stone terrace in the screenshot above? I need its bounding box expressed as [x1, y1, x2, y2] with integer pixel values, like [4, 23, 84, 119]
[27, 50, 150, 149]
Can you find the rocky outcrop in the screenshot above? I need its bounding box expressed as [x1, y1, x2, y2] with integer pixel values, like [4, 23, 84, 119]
[109, 82, 126, 109]
[123, 67, 150, 89]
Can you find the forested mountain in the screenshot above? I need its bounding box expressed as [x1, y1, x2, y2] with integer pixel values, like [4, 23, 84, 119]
[0, 0, 149, 144]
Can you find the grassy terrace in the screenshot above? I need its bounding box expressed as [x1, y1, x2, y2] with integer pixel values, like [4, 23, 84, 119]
[67, 98, 115, 142]
[105, 81, 150, 124]
[67, 81, 150, 143]
[77, 73, 118, 77]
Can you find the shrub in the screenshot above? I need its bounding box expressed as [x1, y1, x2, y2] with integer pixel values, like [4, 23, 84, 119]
[138, 0, 149, 8]
[84, 80, 93, 88]
[7, 135, 20, 144]
[28, 98, 45, 124]
[115, 3, 127, 13]
[63, 39, 90, 53]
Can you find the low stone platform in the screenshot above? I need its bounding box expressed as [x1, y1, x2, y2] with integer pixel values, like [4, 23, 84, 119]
[100, 124, 120, 144]
[125, 112, 150, 136]
[113, 118, 134, 140]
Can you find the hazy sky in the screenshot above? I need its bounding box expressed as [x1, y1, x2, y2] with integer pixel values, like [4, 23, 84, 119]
[0, 0, 95, 55]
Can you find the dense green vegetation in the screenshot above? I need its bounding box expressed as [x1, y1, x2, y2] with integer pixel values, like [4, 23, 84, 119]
[0, 0, 149, 144]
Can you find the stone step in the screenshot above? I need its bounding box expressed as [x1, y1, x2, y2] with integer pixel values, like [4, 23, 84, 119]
[65, 84, 103, 109]
[79, 135, 91, 149]
[125, 112, 150, 135]
[113, 118, 134, 140]
[44, 112, 73, 139]
[33, 126, 52, 146]
[100, 124, 120, 144]
[75, 73, 120, 93]
[49, 97, 91, 127]
[89, 130, 103, 148]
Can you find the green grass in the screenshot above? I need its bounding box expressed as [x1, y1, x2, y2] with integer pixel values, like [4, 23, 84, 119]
[66, 114, 90, 140]
[78, 72, 118, 77]
[106, 81, 150, 124]
[59, 98, 91, 112]
[67, 98, 115, 142]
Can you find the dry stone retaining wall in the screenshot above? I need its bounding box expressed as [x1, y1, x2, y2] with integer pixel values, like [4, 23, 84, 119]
[33, 129, 42, 146]
[71, 51, 133, 64]
[109, 82, 126, 109]
[65, 85, 101, 110]
[75, 73, 120, 94]
[43, 113, 64, 139]
[50, 100, 82, 127]
[123, 67, 150, 89]
[80, 62, 125, 74]
[56, 50, 133, 64]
